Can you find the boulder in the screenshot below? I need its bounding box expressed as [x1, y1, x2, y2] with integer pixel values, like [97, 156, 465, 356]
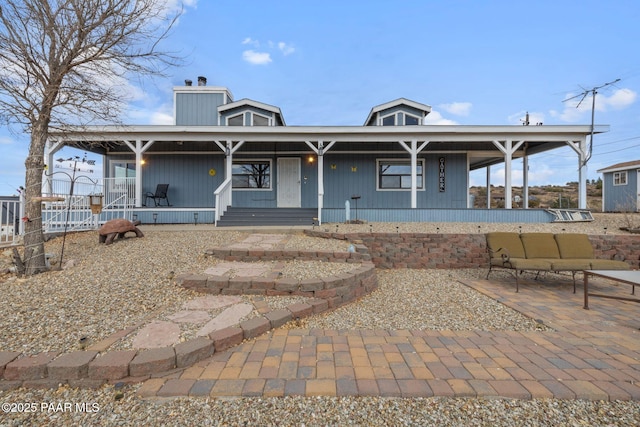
[98, 219, 144, 245]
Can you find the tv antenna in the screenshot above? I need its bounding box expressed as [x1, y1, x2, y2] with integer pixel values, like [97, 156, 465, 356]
[563, 78, 621, 166]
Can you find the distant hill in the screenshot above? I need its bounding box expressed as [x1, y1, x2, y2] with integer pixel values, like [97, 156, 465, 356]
[469, 181, 603, 211]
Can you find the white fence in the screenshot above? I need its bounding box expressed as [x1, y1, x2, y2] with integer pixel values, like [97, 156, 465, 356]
[0, 196, 23, 246]
[41, 177, 136, 233]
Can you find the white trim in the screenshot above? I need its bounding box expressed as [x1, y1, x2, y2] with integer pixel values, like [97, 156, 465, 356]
[365, 98, 431, 125]
[613, 171, 628, 186]
[51, 124, 609, 143]
[251, 112, 272, 126]
[376, 158, 425, 191]
[597, 163, 640, 173]
[378, 111, 422, 126]
[231, 158, 273, 191]
[226, 113, 244, 126]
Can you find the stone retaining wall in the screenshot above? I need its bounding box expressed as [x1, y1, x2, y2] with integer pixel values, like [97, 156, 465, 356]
[304, 231, 640, 270]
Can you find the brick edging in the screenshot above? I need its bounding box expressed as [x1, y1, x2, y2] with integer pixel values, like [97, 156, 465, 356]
[0, 247, 378, 390]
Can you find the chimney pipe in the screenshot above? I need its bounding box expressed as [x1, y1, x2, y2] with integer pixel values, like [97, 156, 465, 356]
[185, 79, 192, 86]
[197, 76, 207, 86]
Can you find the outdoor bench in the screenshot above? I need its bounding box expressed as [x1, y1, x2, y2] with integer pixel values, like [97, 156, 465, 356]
[486, 232, 630, 292]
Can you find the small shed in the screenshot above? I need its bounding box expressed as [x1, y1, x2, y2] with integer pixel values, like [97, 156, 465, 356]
[597, 160, 640, 212]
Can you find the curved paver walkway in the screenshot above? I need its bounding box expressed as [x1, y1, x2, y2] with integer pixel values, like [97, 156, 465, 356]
[139, 274, 640, 400]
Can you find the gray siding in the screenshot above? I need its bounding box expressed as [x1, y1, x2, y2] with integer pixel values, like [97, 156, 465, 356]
[107, 150, 470, 210]
[175, 92, 225, 125]
[322, 153, 468, 209]
[603, 169, 639, 211]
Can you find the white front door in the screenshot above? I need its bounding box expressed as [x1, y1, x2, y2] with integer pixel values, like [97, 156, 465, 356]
[277, 158, 301, 207]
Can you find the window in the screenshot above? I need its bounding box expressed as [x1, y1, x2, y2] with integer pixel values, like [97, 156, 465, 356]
[377, 159, 424, 190]
[380, 113, 420, 126]
[405, 115, 419, 125]
[227, 114, 244, 126]
[112, 161, 136, 179]
[232, 160, 271, 189]
[381, 115, 395, 126]
[613, 171, 628, 186]
[252, 114, 269, 126]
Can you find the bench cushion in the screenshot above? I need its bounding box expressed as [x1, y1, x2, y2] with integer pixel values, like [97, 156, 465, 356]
[590, 259, 630, 270]
[550, 259, 593, 271]
[520, 233, 560, 259]
[508, 258, 553, 271]
[486, 232, 526, 259]
[554, 234, 594, 259]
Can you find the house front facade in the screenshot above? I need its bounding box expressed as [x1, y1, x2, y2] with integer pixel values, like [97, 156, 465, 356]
[43, 79, 607, 226]
[597, 160, 640, 212]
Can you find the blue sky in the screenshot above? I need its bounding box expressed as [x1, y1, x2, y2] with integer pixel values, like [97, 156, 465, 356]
[2, 0, 640, 195]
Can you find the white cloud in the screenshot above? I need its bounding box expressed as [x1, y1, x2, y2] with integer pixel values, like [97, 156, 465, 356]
[241, 38, 295, 64]
[423, 110, 458, 125]
[278, 42, 295, 56]
[601, 88, 636, 110]
[0, 136, 13, 145]
[242, 50, 272, 65]
[242, 37, 259, 47]
[552, 87, 637, 122]
[439, 102, 472, 116]
[149, 111, 173, 125]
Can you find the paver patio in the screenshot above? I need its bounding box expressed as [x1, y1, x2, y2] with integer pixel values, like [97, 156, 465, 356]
[138, 273, 640, 400]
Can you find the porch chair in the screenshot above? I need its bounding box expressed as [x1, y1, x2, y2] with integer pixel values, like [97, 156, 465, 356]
[144, 184, 171, 206]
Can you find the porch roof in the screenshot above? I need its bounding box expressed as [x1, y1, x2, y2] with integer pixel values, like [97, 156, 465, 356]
[49, 124, 608, 171]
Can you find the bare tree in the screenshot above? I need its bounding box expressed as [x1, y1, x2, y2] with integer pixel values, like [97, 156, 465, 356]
[0, 0, 182, 274]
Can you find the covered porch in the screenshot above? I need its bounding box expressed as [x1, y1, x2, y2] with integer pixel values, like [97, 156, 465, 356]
[43, 124, 607, 227]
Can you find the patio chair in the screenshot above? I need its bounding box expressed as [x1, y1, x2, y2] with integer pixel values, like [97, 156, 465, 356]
[144, 184, 171, 206]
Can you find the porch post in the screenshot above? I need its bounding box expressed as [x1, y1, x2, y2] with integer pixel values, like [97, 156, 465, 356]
[564, 138, 588, 209]
[492, 140, 524, 209]
[305, 140, 336, 226]
[44, 139, 64, 195]
[317, 141, 324, 225]
[486, 166, 491, 209]
[134, 141, 143, 207]
[522, 154, 529, 209]
[124, 139, 155, 207]
[398, 140, 429, 209]
[578, 138, 588, 209]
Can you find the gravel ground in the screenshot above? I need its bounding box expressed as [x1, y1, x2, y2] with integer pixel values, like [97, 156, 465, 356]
[1, 214, 640, 426]
[1, 386, 638, 426]
[303, 269, 549, 331]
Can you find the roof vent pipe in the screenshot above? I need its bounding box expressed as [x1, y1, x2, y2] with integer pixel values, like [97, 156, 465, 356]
[185, 79, 192, 86]
[197, 76, 207, 86]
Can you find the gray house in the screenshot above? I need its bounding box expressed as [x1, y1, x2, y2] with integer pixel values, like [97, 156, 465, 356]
[43, 78, 607, 226]
[597, 160, 640, 212]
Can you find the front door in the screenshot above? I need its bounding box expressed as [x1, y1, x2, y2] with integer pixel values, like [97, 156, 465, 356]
[277, 158, 301, 207]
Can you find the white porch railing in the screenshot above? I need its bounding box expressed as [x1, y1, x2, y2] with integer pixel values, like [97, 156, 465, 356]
[0, 195, 23, 246]
[214, 178, 232, 225]
[42, 177, 135, 233]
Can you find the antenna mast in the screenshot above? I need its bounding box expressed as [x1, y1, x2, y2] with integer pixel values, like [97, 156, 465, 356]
[563, 78, 620, 166]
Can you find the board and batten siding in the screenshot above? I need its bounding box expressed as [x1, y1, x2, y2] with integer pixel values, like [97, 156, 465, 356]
[603, 169, 639, 212]
[175, 92, 225, 126]
[112, 153, 225, 207]
[322, 152, 468, 209]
